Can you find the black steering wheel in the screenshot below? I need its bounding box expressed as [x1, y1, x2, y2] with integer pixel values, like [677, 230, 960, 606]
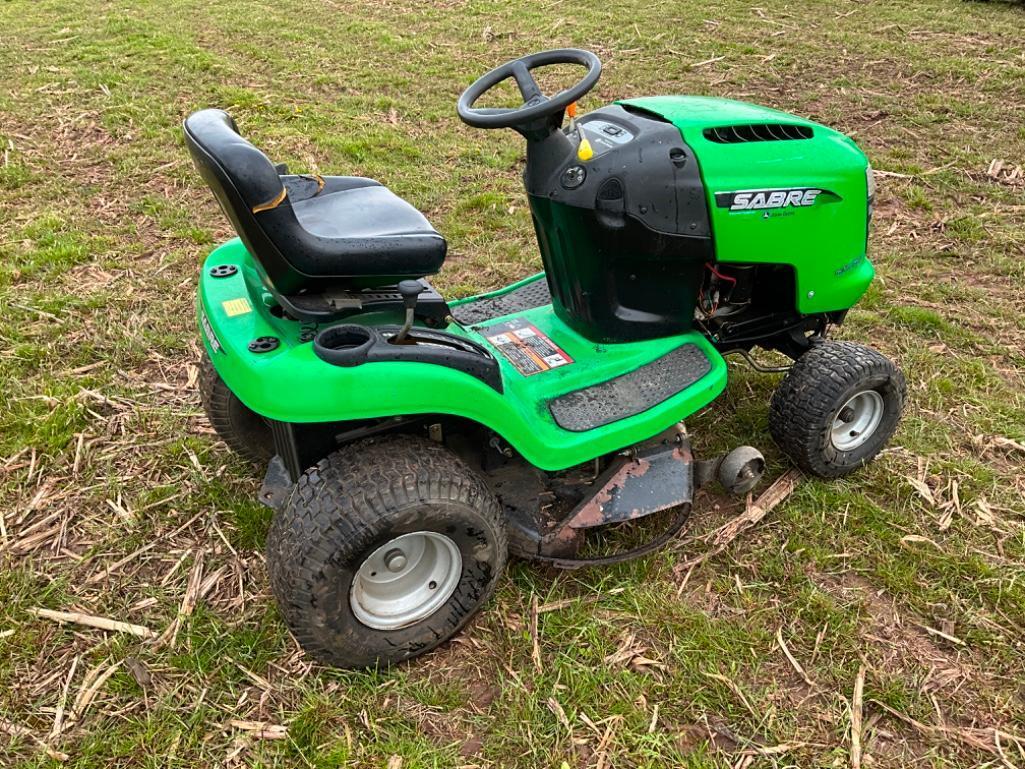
[457, 49, 602, 130]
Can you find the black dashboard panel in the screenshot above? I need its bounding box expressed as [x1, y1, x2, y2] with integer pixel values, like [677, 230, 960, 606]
[527, 104, 711, 240]
[577, 117, 636, 157]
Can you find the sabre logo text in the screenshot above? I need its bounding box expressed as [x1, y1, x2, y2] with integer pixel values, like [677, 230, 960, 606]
[715, 187, 840, 211]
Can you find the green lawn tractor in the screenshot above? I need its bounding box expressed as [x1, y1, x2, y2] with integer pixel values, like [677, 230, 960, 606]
[184, 49, 905, 669]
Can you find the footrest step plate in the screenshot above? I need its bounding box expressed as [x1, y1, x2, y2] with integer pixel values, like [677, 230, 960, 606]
[549, 343, 712, 432]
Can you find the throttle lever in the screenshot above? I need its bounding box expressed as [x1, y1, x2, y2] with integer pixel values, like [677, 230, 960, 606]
[393, 280, 425, 344]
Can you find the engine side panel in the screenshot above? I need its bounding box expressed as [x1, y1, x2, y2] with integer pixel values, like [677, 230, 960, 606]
[620, 96, 874, 314]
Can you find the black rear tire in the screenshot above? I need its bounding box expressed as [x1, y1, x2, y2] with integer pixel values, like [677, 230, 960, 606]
[769, 341, 905, 479]
[265, 435, 508, 669]
[199, 353, 274, 464]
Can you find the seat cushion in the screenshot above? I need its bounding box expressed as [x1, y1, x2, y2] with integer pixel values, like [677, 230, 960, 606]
[292, 184, 437, 240]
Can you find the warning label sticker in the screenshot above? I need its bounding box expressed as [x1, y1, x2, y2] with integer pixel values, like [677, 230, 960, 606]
[481, 317, 574, 376]
[221, 297, 252, 317]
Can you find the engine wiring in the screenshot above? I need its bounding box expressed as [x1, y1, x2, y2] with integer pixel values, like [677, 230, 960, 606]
[698, 262, 742, 318]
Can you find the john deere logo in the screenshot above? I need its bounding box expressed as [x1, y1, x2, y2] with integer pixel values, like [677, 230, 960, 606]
[715, 187, 841, 212]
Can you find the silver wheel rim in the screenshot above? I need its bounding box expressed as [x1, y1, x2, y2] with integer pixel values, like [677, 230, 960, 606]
[831, 389, 885, 451]
[350, 532, 462, 631]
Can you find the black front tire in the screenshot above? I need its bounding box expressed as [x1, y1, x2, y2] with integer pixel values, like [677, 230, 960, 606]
[265, 435, 508, 669]
[769, 341, 905, 479]
[199, 353, 274, 464]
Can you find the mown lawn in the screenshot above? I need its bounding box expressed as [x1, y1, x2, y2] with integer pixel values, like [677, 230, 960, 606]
[1, 0, 1024, 766]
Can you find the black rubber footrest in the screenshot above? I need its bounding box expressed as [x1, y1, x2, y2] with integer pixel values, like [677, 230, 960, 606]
[451, 278, 551, 326]
[549, 343, 712, 432]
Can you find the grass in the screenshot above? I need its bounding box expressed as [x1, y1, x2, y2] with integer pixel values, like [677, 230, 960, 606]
[1, 0, 1024, 766]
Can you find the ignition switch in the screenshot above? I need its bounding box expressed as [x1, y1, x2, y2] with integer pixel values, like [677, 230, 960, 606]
[561, 165, 586, 189]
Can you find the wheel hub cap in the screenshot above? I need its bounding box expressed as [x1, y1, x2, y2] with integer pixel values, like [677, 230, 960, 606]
[384, 549, 407, 572]
[831, 390, 884, 451]
[350, 532, 462, 631]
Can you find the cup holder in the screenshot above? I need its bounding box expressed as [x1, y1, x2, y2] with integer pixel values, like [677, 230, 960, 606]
[313, 324, 376, 367]
[309, 323, 502, 391]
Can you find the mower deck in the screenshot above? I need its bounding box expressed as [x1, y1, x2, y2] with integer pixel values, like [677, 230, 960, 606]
[199, 240, 728, 471]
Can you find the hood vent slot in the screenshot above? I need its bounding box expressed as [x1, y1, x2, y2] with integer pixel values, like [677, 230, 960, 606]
[703, 123, 813, 143]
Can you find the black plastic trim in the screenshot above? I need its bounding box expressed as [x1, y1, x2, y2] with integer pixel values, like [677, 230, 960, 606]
[269, 421, 303, 482]
[313, 324, 503, 392]
[703, 123, 813, 143]
[275, 278, 451, 324]
[248, 336, 280, 353]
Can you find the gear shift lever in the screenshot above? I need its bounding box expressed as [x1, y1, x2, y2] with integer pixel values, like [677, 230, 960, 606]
[393, 280, 425, 343]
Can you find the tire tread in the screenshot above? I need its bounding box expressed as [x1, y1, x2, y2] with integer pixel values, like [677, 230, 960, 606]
[769, 341, 906, 478]
[265, 435, 507, 668]
[198, 353, 273, 463]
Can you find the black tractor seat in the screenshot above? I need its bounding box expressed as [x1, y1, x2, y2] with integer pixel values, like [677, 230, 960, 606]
[183, 109, 447, 296]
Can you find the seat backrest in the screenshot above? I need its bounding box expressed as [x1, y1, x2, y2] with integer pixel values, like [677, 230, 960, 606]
[185, 109, 447, 296]
[184, 109, 306, 292]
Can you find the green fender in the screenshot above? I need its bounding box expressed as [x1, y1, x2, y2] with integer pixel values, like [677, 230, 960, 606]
[198, 240, 728, 471]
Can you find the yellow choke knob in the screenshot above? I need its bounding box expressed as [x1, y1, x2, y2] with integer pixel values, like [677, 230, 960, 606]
[577, 137, 594, 161]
